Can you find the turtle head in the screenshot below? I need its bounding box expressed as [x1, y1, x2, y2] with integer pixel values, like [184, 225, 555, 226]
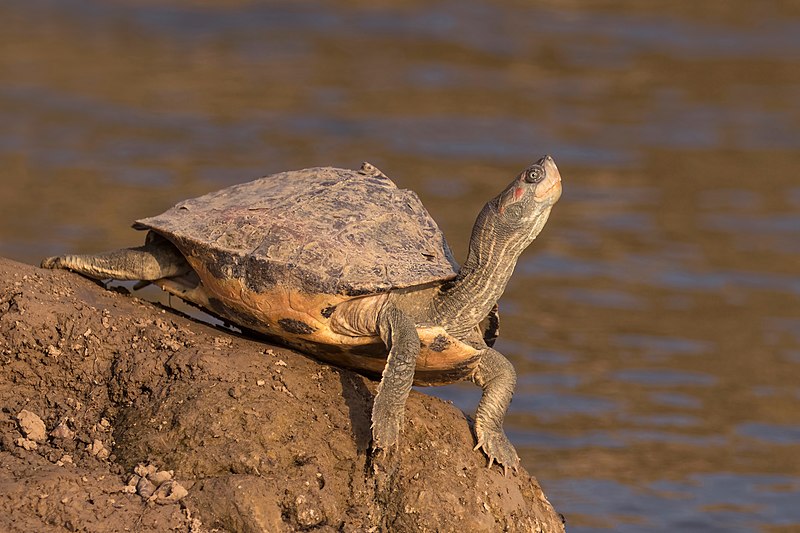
[467, 154, 562, 265]
[495, 155, 562, 227]
[429, 155, 562, 333]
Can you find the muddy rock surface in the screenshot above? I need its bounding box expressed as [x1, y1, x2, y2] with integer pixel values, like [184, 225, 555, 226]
[0, 256, 564, 533]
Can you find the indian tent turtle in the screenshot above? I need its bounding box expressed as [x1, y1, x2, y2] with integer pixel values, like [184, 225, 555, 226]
[42, 155, 562, 472]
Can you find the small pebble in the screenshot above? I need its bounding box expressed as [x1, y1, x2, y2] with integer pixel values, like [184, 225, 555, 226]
[134, 464, 157, 478]
[151, 480, 189, 505]
[16, 410, 47, 442]
[50, 421, 75, 440]
[148, 470, 173, 486]
[15, 438, 37, 451]
[136, 477, 156, 499]
[87, 439, 110, 459]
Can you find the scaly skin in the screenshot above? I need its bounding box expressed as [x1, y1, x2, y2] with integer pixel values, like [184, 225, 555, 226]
[41, 157, 562, 474]
[369, 156, 561, 472]
[41, 232, 189, 281]
[371, 302, 420, 450]
[424, 155, 561, 472]
[471, 348, 519, 474]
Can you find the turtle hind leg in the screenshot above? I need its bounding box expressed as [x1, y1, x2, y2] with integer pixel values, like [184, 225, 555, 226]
[41, 232, 190, 281]
[471, 347, 520, 475]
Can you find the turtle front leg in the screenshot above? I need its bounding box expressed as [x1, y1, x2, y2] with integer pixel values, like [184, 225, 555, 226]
[372, 302, 421, 450]
[471, 347, 520, 474]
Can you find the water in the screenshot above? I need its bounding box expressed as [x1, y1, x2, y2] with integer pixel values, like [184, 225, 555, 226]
[2, 1, 799, 530]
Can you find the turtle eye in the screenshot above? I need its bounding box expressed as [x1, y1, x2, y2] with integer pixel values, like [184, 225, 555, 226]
[524, 165, 544, 184]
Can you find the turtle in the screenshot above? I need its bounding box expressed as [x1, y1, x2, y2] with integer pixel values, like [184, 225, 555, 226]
[41, 155, 562, 473]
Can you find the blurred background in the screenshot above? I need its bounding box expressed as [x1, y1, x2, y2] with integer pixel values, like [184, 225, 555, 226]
[1, 1, 799, 531]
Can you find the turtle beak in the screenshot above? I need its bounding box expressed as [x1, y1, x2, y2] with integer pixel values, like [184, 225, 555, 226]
[533, 155, 562, 203]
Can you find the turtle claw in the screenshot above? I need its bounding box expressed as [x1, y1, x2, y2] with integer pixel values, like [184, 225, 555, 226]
[371, 408, 403, 451]
[474, 428, 520, 475]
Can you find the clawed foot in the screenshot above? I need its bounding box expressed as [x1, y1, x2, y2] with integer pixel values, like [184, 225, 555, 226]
[371, 410, 403, 451]
[474, 425, 520, 476]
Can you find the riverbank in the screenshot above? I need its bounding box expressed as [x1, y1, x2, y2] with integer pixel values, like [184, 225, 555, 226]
[0, 256, 563, 532]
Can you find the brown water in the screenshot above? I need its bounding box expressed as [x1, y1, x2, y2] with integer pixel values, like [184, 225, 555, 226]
[2, 1, 799, 531]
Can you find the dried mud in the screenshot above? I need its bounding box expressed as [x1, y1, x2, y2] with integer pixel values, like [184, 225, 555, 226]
[0, 257, 564, 533]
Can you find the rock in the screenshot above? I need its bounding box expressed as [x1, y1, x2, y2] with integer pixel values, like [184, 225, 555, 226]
[148, 470, 173, 486]
[136, 476, 156, 499]
[293, 493, 326, 529]
[15, 437, 38, 451]
[50, 421, 76, 440]
[87, 439, 110, 460]
[0, 256, 565, 532]
[151, 480, 189, 505]
[134, 463, 158, 479]
[16, 410, 47, 442]
[123, 475, 140, 494]
[125, 464, 182, 503]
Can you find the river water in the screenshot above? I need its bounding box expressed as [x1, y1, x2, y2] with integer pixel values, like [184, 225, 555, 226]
[1, 1, 799, 531]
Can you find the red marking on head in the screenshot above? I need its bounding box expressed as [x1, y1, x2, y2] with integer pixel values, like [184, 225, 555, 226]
[513, 187, 525, 201]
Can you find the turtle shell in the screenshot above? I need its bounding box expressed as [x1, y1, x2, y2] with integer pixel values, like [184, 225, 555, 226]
[134, 165, 459, 297]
